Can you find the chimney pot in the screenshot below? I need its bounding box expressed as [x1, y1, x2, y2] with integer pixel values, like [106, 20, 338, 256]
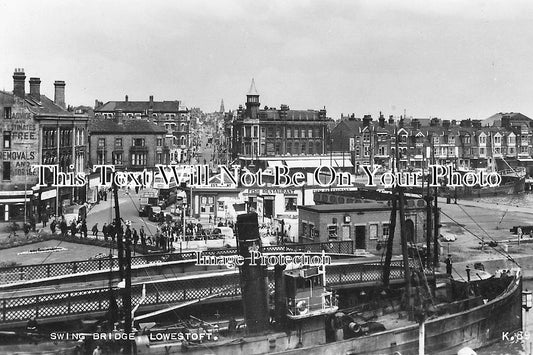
[29, 77, 41, 100]
[13, 68, 26, 99]
[125, 95, 128, 102]
[54, 80, 66, 109]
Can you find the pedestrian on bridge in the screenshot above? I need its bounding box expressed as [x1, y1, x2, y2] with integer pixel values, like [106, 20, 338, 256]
[81, 220, 88, 239]
[92, 223, 99, 238]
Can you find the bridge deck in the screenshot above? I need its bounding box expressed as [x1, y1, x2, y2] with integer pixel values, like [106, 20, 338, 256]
[0, 257, 428, 328]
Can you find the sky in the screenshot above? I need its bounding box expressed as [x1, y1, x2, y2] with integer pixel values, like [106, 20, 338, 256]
[1, 0, 533, 120]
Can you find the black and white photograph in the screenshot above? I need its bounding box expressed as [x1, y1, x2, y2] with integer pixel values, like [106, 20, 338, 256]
[1, 1, 533, 354]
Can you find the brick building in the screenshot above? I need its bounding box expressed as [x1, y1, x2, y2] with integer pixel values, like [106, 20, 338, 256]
[88, 116, 168, 171]
[231, 80, 331, 168]
[94, 96, 190, 162]
[0, 69, 88, 221]
[298, 199, 427, 255]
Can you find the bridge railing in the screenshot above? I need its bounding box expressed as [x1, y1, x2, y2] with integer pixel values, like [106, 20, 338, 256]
[0, 241, 354, 285]
[0, 256, 426, 325]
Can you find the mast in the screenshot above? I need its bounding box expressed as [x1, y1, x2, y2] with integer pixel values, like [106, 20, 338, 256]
[432, 138, 440, 269]
[425, 138, 432, 268]
[113, 180, 132, 354]
[382, 129, 397, 286]
[395, 126, 413, 315]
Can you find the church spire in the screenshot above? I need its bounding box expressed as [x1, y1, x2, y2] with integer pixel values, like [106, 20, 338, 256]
[220, 99, 225, 113]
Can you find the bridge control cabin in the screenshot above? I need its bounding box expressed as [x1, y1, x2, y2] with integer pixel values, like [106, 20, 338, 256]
[285, 265, 338, 320]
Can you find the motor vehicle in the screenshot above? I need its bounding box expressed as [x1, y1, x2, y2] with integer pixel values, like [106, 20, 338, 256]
[148, 206, 163, 222]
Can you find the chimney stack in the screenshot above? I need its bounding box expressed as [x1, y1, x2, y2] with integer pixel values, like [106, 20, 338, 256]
[13, 68, 26, 99]
[54, 81, 66, 109]
[29, 77, 41, 100]
[125, 95, 129, 102]
[149, 95, 154, 109]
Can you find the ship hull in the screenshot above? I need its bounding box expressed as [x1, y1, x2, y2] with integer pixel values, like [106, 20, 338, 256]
[137, 274, 521, 355]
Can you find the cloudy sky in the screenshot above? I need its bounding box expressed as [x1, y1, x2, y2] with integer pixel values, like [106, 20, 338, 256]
[1, 0, 533, 120]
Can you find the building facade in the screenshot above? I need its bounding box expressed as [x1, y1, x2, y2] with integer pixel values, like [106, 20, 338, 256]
[94, 96, 190, 163]
[330, 114, 533, 174]
[0, 69, 88, 222]
[88, 116, 168, 171]
[231, 80, 331, 168]
[298, 200, 427, 255]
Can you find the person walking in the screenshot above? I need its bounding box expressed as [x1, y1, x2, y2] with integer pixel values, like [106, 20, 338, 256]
[445, 254, 453, 276]
[70, 220, 77, 238]
[60, 219, 68, 238]
[81, 220, 88, 239]
[92, 223, 99, 238]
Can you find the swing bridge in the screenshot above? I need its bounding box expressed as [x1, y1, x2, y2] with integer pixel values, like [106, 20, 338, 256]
[0, 240, 429, 329]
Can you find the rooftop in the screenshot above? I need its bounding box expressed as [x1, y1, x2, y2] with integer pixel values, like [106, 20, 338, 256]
[89, 119, 167, 134]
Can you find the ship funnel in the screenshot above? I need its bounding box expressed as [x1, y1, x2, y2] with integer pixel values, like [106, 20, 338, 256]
[236, 213, 270, 334]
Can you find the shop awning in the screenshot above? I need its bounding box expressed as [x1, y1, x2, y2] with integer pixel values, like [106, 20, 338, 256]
[267, 160, 285, 168]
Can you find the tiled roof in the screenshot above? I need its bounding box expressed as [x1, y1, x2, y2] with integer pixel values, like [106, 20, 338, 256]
[89, 118, 167, 134]
[95, 100, 182, 113]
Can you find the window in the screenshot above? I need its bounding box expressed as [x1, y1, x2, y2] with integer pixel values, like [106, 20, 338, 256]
[253, 126, 258, 138]
[302, 222, 308, 238]
[308, 129, 313, 138]
[113, 152, 123, 165]
[494, 135, 501, 144]
[285, 197, 297, 211]
[294, 129, 299, 138]
[363, 146, 370, 157]
[246, 126, 252, 137]
[479, 147, 485, 155]
[98, 138, 105, 148]
[115, 138, 122, 148]
[276, 128, 281, 138]
[3, 107, 11, 119]
[287, 128, 291, 138]
[3, 132, 11, 149]
[97, 151, 106, 165]
[301, 129, 306, 138]
[328, 225, 338, 240]
[157, 138, 163, 147]
[369, 224, 378, 240]
[494, 147, 501, 155]
[363, 132, 371, 142]
[133, 138, 145, 147]
[267, 127, 273, 138]
[2, 162, 10, 180]
[156, 152, 163, 164]
[131, 153, 147, 166]
[301, 143, 306, 154]
[378, 146, 387, 156]
[509, 136, 516, 145]
[382, 223, 390, 240]
[479, 136, 486, 144]
[463, 135, 471, 144]
[433, 136, 439, 144]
